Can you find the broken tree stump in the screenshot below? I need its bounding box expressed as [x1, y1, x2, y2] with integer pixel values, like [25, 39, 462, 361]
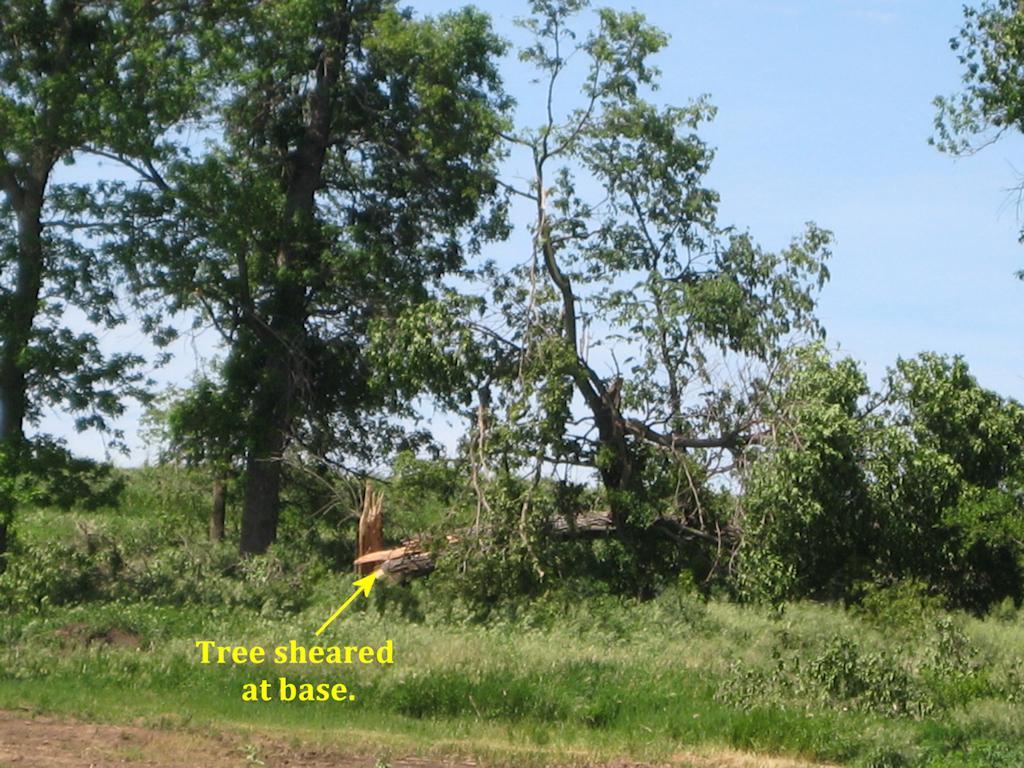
[356, 481, 385, 576]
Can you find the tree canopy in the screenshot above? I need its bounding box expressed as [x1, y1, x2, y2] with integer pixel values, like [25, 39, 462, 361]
[0, 0, 211, 562]
[376, 0, 832, 594]
[98, 0, 510, 553]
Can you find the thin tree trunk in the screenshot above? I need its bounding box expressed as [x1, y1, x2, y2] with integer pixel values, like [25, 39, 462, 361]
[210, 476, 227, 542]
[0, 177, 46, 450]
[0, 171, 49, 566]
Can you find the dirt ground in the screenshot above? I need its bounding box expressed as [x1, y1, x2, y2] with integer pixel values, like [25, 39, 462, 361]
[0, 710, 833, 768]
[0, 710, 459, 768]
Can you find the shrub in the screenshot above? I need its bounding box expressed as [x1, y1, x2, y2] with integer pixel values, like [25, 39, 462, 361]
[852, 580, 944, 632]
[0, 541, 109, 611]
[735, 346, 874, 602]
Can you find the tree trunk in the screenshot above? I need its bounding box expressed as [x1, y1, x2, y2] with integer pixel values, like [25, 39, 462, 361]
[240, 454, 282, 554]
[0, 178, 46, 450]
[0, 359, 27, 448]
[237, 296, 303, 555]
[0, 171, 48, 566]
[210, 475, 227, 542]
[240, 417, 287, 554]
[236, 14, 347, 555]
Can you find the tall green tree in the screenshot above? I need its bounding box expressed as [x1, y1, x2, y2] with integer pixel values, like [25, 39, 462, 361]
[0, 0, 203, 560]
[736, 345, 875, 601]
[146, 375, 245, 543]
[117, 0, 508, 554]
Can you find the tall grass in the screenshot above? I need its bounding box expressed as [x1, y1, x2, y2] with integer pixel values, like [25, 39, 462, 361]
[1, 467, 1023, 767]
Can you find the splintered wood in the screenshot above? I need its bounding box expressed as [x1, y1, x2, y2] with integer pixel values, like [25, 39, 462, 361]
[352, 479, 617, 581]
[356, 481, 384, 576]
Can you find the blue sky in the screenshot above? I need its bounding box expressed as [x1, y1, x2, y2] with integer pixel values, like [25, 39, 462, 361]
[470, 0, 1024, 393]
[43, 0, 1024, 461]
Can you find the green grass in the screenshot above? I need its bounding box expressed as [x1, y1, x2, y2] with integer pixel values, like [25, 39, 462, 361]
[0, 603, 830, 763]
[3, 592, 1023, 766]
[2, 470, 1023, 767]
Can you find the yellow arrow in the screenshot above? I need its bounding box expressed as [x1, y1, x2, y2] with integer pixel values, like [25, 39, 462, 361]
[314, 570, 381, 636]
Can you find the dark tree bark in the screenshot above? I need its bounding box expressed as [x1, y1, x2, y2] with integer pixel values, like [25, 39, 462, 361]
[0, 167, 51, 565]
[210, 476, 227, 542]
[0, 172, 47, 449]
[240, 414, 287, 554]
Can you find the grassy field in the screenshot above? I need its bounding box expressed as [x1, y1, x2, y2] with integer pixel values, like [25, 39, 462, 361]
[1, 473, 1023, 767]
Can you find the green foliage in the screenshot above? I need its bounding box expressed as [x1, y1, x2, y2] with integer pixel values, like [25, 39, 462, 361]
[737, 345, 873, 601]
[0, 445, 15, 567]
[934, 0, 1024, 275]
[739, 347, 1024, 611]
[87, 2, 515, 554]
[890, 354, 1024, 488]
[115, 0, 511, 450]
[389, 0, 833, 602]
[852, 581, 945, 632]
[934, 0, 1024, 155]
[0, 0, 206, 449]
[0, 438, 124, 573]
[4, 465, 1024, 767]
[368, 293, 494, 411]
[0, 465, 324, 614]
[0, 518, 323, 616]
[15, 436, 124, 511]
[432, 472, 562, 610]
[156, 375, 246, 472]
[384, 452, 465, 538]
[870, 355, 1024, 609]
[5, 549, 1024, 767]
[0, 540, 109, 609]
[717, 613, 1006, 728]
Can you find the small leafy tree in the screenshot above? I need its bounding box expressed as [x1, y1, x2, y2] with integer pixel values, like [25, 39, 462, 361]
[871, 354, 1024, 609]
[151, 376, 245, 543]
[736, 345, 873, 601]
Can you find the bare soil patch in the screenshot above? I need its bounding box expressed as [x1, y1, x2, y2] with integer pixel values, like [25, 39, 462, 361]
[0, 710, 429, 768]
[52, 624, 143, 649]
[0, 710, 832, 768]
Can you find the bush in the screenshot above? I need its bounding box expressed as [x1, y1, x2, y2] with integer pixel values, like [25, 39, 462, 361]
[715, 618, 995, 720]
[0, 515, 325, 616]
[852, 580, 945, 632]
[0, 541, 108, 611]
[735, 346, 874, 602]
